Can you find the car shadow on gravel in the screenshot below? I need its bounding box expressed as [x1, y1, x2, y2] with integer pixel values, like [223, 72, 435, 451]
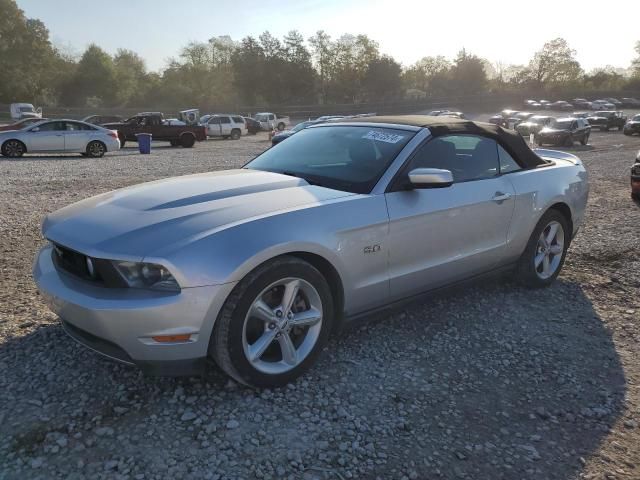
[0, 278, 627, 479]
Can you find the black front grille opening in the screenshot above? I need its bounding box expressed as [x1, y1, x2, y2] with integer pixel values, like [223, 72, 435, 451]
[50, 243, 128, 288]
[62, 320, 134, 365]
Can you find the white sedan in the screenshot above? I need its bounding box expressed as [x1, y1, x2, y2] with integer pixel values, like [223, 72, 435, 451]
[0, 119, 121, 158]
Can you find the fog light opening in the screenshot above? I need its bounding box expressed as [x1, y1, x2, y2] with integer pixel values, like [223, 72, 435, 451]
[152, 334, 192, 343]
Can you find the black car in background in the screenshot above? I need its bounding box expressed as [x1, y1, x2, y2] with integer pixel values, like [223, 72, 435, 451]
[243, 117, 261, 135]
[536, 118, 591, 147]
[586, 111, 627, 131]
[572, 98, 592, 109]
[623, 114, 640, 136]
[488, 114, 508, 127]
[271, 120, 325, 146]
[631, 150, 640, 201]
[82, 115, 123, 125]
[621, 97, 640, 108]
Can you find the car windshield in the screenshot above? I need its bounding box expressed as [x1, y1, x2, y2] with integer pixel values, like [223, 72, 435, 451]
[245, 125, 414, 194]
[550, 119, 572, 129]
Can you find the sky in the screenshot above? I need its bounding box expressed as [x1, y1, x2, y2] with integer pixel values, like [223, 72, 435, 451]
[16, 0, 640, 73]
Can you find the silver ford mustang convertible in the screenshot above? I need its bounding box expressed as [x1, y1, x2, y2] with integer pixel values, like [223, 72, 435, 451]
[34, 116, 589, 387]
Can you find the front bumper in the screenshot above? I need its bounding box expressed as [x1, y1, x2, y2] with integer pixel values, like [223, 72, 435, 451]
[33, 244, 236, 375]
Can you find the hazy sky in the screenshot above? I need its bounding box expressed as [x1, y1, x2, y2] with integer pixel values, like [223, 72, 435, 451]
[16, 0, 640, 72]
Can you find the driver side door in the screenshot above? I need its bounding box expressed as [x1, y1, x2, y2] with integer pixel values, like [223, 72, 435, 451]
[385, 135, 516, 300]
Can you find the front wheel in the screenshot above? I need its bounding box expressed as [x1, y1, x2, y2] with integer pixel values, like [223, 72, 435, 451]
[515, 210, 569, 288]
[1, 139, 26, 157]
[211, 256, 334, 388]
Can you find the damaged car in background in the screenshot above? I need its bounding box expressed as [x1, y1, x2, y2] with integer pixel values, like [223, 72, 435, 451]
[33, 116, 589, 387]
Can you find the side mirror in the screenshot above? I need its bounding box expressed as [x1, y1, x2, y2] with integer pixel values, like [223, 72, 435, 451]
[407, 168, 454, 189]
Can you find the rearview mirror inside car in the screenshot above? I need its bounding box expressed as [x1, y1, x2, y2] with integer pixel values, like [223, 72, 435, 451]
[407, 168, 454, 189]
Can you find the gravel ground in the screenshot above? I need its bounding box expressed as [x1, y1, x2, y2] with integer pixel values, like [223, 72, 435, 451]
[0, 128, 639, 480]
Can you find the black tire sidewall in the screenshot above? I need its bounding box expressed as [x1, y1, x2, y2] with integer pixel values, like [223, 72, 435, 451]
[213, 257, 334, 388]
[516, 210, 570, 288]
[2, 140, 25, 157]
[181, 134, 195, 148]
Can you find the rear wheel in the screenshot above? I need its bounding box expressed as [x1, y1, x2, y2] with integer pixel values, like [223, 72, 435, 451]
[515, 210, 569, 288]
[230, 129, 241, 140]
[211, 256, 334, 388]
[86, 141, 106, 158]
[1, 139, 26, 158]
[180, 133, 195, 148]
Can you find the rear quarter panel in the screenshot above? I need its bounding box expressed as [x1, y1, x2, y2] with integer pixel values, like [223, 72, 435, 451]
[503, 159, 588, 261]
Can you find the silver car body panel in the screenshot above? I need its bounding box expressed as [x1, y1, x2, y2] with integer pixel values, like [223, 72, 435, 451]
[33, 124, 589, 368]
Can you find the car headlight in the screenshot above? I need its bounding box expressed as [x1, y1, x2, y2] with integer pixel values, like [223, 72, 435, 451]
[112, 261, 180, 292]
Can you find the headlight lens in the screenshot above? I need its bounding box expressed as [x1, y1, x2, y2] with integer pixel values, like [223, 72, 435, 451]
[112, 261, 180, 292]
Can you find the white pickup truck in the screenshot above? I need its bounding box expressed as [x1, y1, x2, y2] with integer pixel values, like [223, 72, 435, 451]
[10, 103, 43, 121]
[255, 112, 290, 131]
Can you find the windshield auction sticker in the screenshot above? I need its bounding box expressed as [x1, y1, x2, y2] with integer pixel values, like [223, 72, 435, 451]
[362, 131, 405, 144]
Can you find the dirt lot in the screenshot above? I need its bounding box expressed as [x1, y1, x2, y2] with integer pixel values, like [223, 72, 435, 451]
[0, 124, 639, 480]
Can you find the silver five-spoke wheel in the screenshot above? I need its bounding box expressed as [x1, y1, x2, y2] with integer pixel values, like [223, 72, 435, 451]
[534, 220, 564, 279]
[242, 278, 323, 375]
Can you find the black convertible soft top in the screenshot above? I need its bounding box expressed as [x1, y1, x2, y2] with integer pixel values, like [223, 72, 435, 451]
[343, 115, 548, 169]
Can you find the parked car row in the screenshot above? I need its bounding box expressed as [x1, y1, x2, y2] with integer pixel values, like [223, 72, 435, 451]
[524, 97, 640, 111]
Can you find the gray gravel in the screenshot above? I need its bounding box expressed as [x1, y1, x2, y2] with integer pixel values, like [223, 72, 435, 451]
[0, 129, 639, 480]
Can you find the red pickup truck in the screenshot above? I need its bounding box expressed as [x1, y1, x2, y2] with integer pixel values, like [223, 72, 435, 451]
[103, 112, 207, 148]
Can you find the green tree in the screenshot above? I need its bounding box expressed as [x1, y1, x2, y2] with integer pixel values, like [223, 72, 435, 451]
[113, 49, 147, 106]
[403, 56, 451, 95]
[308, 30, 332, 103]
[631, 41, 640, 77]
[450, 49, 487, 94]
[527, 38, 583, 87]
[364, 55, 401, 100]
[0, 0, 63, 103]
[62, 44, 117, 106]
[231, 36, 265, 105]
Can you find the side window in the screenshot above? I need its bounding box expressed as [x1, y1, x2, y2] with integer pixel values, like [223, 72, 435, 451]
[497, 145, 521, 174]
[35, 121, 65, 132]
[209, 117, 220, 125]
[232, 116, 244, 123]
[408, 135, 499, 183]
[219, 117, 231, 124]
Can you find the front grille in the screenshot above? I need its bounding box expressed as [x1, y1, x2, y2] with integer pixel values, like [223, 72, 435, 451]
[51, 243, 128, 288]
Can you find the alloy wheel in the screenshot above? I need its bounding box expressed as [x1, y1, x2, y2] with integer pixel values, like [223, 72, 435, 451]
[88, 142, 105, 157]
[242, 277, 323, 375]
[534, 221, 565, 279]
[4, 140, 24, 157]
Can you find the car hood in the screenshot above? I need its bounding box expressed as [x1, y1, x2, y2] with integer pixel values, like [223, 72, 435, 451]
[43, 169, 355, 260]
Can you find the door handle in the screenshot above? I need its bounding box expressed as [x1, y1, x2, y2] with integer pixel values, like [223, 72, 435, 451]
[492, 192, 511, 202]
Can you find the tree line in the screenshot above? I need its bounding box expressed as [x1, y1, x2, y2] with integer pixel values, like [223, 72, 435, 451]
[1, 0, 639, 110]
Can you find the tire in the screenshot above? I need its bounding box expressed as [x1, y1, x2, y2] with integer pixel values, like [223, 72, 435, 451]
[277, 122, 285, 131]
[1, 139, 26, 158]
[230, 129, 241, 140]
[119, 136, 126, 148]
[211, 255, 334, 388]
[515, 209, 570, 288]
[86, 141, 106, 158]
[180, 133, 195, 148]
